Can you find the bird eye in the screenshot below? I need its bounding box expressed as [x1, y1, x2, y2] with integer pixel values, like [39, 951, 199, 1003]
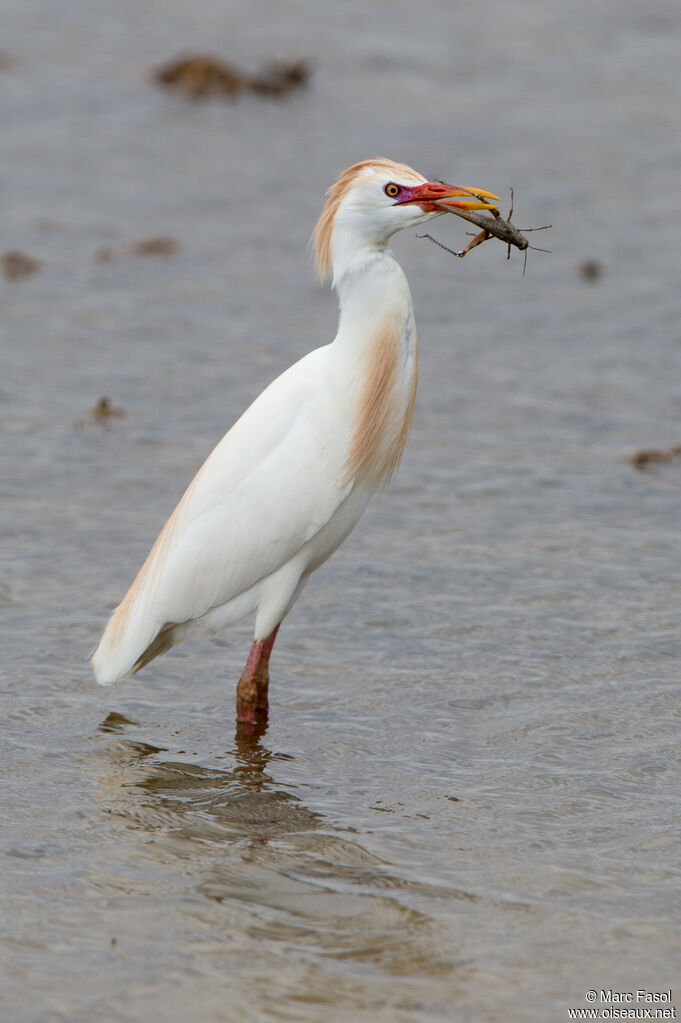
[384, 183, 402, 198]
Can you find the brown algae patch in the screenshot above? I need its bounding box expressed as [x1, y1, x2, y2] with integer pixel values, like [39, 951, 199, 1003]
[628, 445, 681, 470]
[152, 53, 310, 100]
[95, 237, 178, 262]
[1, 251, 42, 281]
[74, 397, 127, 429]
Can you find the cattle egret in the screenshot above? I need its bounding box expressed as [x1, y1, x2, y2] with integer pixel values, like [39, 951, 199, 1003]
[91, 158, 500, 725]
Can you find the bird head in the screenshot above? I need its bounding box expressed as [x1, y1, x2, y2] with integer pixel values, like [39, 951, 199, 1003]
[312, 158, 499, 282]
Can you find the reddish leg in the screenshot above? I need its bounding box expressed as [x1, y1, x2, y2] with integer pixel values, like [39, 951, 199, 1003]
[235, 625, 280, 724]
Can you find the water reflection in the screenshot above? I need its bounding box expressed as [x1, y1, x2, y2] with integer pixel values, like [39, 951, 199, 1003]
[92, 713, 455, 983]
[96, 710, 319, 845]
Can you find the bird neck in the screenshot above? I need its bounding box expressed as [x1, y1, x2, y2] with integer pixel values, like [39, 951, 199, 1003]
[330, 217, 397, 289]
[334, 248, 414, 347]
[331, 249, 419, 490]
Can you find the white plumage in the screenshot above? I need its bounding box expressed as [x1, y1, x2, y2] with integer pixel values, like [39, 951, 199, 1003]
[91, 158, 499, 724]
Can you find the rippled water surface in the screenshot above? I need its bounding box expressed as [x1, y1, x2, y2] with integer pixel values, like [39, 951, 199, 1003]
[3, 1, 681, 1020]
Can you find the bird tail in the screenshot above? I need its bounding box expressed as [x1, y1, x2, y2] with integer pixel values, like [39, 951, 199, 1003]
[91, 497, 186, 684]
[90, 548, 167, 685]
[91, 604, 151, 685]
[91, 615, 180, 685]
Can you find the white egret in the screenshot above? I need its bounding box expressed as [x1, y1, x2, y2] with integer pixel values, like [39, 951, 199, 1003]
[91, 158, 499, 724]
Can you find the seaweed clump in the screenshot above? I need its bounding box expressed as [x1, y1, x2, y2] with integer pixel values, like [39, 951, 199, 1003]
[152, 54, 310, 100]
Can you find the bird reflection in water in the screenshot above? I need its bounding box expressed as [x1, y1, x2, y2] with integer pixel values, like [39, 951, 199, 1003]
[95, 711, 320, 849]
[92, 713, 446, 983]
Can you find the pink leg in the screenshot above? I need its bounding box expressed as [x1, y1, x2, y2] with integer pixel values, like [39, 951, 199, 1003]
[235, 625, 280, 724]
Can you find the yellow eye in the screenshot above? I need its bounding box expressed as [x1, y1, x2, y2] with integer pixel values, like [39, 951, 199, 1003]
[384, 183, 401, 198]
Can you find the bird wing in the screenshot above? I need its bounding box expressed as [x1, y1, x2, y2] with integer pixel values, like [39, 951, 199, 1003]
[96, 345, 354, 677]
[156, 347, 352, 621]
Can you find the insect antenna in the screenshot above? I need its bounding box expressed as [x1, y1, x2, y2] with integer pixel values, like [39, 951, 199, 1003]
[416, 233, 465, 258]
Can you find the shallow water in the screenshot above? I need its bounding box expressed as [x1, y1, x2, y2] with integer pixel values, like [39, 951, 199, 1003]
[2, 0, 681, 1020]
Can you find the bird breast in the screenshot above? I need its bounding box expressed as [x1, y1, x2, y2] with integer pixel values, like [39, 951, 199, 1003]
[340, 308, 418, 490]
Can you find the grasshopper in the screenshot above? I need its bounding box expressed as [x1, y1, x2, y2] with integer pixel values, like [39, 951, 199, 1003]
[418, 188, 551, 269]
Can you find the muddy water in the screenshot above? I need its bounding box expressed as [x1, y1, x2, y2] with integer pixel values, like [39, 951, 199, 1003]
[2, 0, 681, 1020]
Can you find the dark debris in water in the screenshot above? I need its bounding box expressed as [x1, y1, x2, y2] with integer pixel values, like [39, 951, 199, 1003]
[129, 237, 178, 257]
[95, 236, 178, 262]
[1, 250, 42, 281]
[74, 397, 127, 430]
[578, 258, 604, 282]
[152, 53, 311, 100]
[628, 445, 681, 470]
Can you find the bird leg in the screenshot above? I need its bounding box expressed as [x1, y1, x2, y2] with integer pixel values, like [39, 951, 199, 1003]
[236, 625, 280, 724]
